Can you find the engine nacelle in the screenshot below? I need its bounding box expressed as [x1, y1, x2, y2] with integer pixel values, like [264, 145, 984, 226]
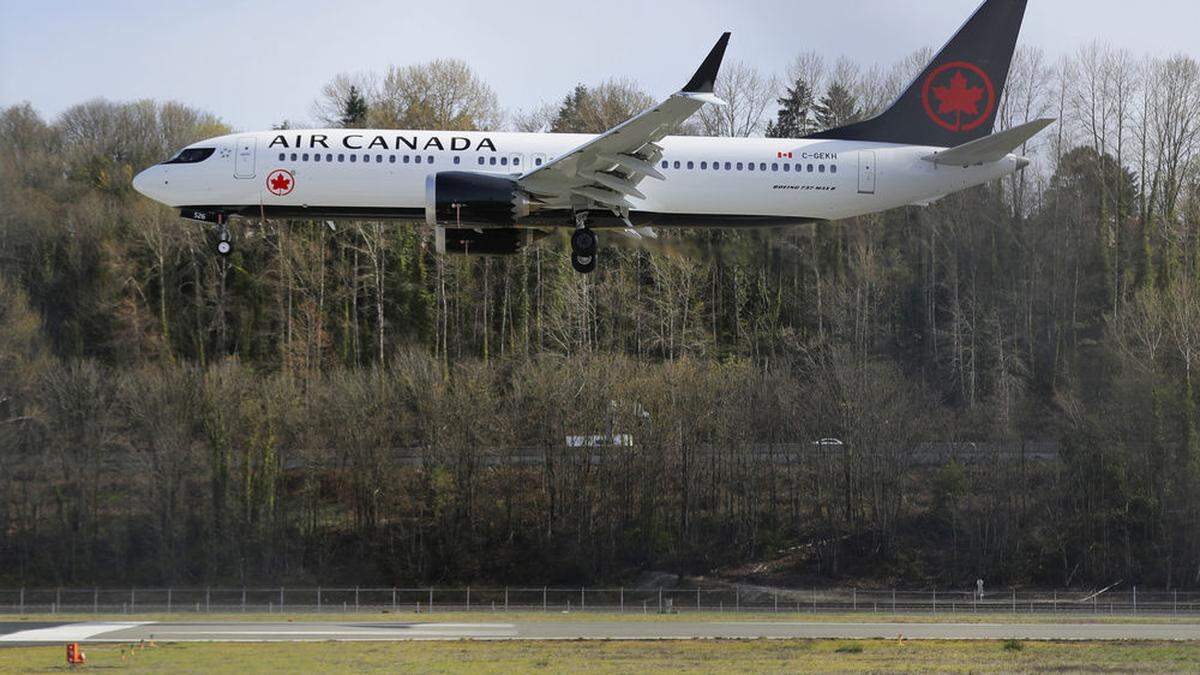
[425, 171, 536, 229]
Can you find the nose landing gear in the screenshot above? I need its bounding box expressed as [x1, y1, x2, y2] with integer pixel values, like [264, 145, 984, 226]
[570, 212, 597, 274]
[215, 215, 232, 257]
[178, 208, 234, 255]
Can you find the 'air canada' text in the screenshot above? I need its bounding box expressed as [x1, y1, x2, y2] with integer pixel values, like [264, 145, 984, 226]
[268, 133, 498, 152]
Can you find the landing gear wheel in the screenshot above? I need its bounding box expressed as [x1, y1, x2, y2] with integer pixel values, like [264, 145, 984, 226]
[570, 226, 598, 275]
[571, 228, 597, 255]
[572, 252, 597, 274]
[216, 240, 232, 256]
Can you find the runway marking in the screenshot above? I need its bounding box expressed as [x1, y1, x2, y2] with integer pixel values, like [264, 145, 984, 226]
[0, 622, 151, 642]
[6, 620, 1196, 643]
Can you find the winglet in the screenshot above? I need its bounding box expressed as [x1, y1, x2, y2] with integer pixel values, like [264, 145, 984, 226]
[682, 33, 731, 94]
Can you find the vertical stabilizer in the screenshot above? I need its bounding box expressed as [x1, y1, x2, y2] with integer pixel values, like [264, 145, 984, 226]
[806, 0, 1028, 147]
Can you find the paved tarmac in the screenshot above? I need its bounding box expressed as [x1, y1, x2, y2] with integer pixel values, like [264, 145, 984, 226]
[2, 620, 1199, 643]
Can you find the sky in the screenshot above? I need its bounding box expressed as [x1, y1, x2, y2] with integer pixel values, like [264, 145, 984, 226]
[2, 0, 1198, 132]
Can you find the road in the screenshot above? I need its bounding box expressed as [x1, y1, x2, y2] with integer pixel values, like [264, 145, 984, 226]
[2, 620, 1198, 643]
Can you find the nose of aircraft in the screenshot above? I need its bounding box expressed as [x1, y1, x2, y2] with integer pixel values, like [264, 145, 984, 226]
[132, 167, 151, 196]
[132, 165, 168, 204]
[132, 165, 153, 195]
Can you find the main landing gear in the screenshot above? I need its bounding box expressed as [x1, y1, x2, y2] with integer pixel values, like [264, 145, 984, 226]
[571, 212, 597, 274]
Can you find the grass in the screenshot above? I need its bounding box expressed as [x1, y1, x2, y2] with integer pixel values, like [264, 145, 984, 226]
[2, 639, 1199, 673]
[4, 610, 1199, 625]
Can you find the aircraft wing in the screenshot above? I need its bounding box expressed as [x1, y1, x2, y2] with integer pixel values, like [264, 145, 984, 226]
[516, 33, 730, 221]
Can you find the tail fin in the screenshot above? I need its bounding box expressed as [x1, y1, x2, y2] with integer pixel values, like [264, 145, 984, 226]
[806, 0, 1028, 147]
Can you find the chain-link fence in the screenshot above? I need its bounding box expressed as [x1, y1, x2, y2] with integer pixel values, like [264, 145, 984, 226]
[2, 586, 1198, 616]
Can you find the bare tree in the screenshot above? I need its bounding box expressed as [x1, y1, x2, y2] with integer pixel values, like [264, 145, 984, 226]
[311, 72, 379, 128]
[697, 62, 778, 137]
[787, 51, 827, 98]
[509, 102, 558, 133]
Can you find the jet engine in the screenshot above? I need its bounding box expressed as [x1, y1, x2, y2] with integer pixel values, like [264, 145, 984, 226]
[425, 172, 547, 256]
[425, 172, 540, 229]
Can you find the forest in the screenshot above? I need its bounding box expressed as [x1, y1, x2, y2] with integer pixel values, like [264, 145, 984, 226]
[2, 43, 1200, 591]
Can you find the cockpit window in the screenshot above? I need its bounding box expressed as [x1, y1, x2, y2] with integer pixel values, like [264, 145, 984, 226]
[163, 147, 215, 164]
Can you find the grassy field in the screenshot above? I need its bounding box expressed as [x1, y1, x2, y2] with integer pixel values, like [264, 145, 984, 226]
[2, 639, 1199, 673]
[4, 610, 1200, 625]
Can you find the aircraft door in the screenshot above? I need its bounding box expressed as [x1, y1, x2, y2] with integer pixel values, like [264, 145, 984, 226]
[858, 150, 876, 194]
[235, 136, 256, 179]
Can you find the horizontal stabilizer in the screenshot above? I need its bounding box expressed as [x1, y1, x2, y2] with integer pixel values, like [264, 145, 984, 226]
[922, 118, 1054, 166]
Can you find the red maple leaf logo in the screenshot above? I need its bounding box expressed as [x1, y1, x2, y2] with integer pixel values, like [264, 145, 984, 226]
[922, 62, 995, 133]
[269, 172, 291, 193]
[933, 71, 985, 131]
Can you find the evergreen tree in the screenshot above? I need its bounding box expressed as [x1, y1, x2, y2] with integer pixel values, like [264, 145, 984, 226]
[550, 85, 591, 133]
[339, 85, 369, 128]
[766, 78, 815, 138]
[814, 82, 861, 131]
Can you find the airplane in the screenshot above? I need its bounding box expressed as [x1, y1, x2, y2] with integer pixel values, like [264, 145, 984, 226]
[133, 0, 1050, 274]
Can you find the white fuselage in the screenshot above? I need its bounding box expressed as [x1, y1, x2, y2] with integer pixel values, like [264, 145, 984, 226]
[133, 129, 1023, 226]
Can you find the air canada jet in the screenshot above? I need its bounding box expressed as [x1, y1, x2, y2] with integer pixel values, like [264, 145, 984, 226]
[134, 0, 1048, 274]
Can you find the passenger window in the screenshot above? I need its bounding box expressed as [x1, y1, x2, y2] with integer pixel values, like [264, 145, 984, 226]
[363, 154, 370, 163]
[672, 161, 679, 169]
[760, 163, 767, 171]
[736, 162, 743, 170]
[808, 164, 814, 172]
[535, 158, 543, 166]
[301, 153, 308, 161]
[489, 157, 497, 165]
[724, 162, 732, 170]
[661, 161, 669, 169]
[326, 154, 333, 162]
[685, 161, 692, 170]
[454, 156, 461, 165]
[389, 155, 395, 163]
[772, 163, 778, 171]
[831, 165, 838, 174]
[404, 155, 411, 164]
[513, 157, 520, 166]
[783, 164, 790, 172]
[819, 164, 826, 173]
[314, 154, 321, 162]
[427, 155, 434, 164]
[700, 162, 707, 170]
[501, 157, 508, 166]
[376, 154, 382, 163]
[290, 153, 297, 161]
[415, 155, 422, 164]
[278, 153, 285, 161]
[338, 154, 345, 162]
[478, 157, 484, 165]
[350, 154, 357, 162]
[748, 163, 755, 171]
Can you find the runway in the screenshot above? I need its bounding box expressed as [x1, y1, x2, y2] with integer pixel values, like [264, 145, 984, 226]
[2, 620, 1198, 643]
